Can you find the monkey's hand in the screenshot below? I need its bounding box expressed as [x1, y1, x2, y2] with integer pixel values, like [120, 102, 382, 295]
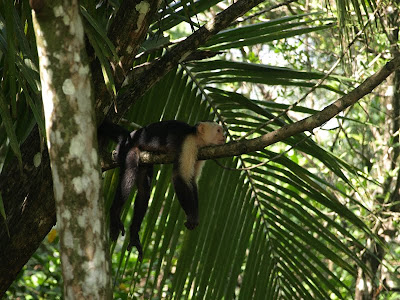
[128, 231, 143, 261]
[110, 215, 125, 241]
[184, 216, 199, 230]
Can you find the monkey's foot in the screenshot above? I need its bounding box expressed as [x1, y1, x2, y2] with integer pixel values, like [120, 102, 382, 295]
[184, 219, 199, 230]
[128, 232, 143, 261]
[110, 216, 125, 241]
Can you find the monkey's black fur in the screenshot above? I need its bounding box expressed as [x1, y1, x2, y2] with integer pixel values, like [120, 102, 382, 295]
[99, 120, 207, 260]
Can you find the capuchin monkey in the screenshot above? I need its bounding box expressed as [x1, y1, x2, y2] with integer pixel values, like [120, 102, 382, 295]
[99, 120, 225, 260]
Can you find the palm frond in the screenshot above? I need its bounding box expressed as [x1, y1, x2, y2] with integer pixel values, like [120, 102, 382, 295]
[107, 60, 372, 298]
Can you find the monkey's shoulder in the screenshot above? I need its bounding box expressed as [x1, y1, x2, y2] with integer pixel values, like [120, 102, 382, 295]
[142, 120, 196, 135]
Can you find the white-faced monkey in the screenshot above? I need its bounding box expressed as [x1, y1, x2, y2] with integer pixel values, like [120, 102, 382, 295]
[99, 120, 226, 260]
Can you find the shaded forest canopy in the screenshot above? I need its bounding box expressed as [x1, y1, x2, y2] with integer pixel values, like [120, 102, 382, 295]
[0, 0, 400, 299]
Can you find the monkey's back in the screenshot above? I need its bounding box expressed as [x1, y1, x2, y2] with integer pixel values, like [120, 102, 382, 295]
[135, 120, 196, 153]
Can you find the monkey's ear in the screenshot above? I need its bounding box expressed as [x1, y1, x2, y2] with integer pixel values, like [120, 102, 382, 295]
[197, 123, 206, 135]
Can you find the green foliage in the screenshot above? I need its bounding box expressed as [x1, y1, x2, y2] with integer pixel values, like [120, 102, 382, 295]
[7, 232, 62, 299]
[3, 0, 399, 299]
[102, 61, 373, 298]
[0, 0, 43, 172]
[204, 13, 335, 51]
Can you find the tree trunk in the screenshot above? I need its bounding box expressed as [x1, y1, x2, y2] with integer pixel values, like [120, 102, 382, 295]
[31, 0, 111, 298]
[0, 0, 161, 295]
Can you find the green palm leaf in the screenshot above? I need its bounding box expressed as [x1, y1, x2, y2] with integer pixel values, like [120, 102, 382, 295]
[106, 62, 372, 299]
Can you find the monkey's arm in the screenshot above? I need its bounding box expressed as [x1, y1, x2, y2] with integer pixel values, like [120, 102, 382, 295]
[172, 171, 199, 230]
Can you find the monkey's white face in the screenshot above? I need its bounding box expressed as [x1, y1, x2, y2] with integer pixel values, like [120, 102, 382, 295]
[198, 122, 226, 146]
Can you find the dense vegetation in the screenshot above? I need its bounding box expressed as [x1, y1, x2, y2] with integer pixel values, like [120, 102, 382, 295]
[1, 0, 399, 298]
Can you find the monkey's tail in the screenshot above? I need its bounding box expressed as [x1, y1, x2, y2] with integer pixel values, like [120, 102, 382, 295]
[98, 120, 130, 143]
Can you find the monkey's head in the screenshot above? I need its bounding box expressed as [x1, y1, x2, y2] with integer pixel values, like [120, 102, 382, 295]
[196, 122, 226, 146]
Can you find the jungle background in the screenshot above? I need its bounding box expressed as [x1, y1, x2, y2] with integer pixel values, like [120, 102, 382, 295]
[0, 0, 400, 299]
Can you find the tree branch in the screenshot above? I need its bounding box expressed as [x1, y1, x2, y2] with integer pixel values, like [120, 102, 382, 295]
[101, 55, 400, 166]
[111, 0, 267, 118]
[92, 0, 161, 122]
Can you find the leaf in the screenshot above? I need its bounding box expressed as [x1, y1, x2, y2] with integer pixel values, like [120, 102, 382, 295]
[3, 0, 17, 118]
[204, 13, 335, 51]
[0, 91, 22, 169]
[0, 192, 9, 237]
[80, 6, 118, 60]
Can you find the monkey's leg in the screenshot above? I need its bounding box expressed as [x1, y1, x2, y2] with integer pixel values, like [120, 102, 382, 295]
[128, 164, 153, 261]
[172, 173, 199, 230]
[110, 147, 139, 241]
[109, 185, 125, 241]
